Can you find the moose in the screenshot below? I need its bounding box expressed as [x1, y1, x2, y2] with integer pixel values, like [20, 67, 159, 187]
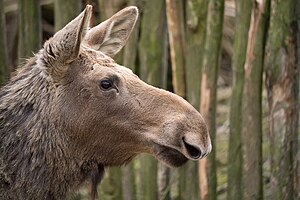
[0, 5, 211, 200]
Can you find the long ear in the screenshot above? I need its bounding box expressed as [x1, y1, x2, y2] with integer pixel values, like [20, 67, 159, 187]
[43, 5, 92, 75]
[83, 6, 138, 57]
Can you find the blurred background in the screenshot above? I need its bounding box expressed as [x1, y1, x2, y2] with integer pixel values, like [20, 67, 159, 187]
[0, 0, 299, 199]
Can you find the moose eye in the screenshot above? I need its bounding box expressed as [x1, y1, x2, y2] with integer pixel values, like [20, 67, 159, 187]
[100, 79, 113, 90]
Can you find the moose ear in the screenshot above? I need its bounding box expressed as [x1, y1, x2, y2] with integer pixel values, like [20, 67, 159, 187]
[83, 6, 138, 57]
[43, 5, 92, 70]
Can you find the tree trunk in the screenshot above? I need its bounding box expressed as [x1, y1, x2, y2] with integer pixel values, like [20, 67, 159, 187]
[184, 1, 208, 199]
[121, 164, 134, 200]
[0, 0, 8, 84]
[166, 0, 186, 97]
[157, 162, 171, 200]
[264, 0, 299, 199]
[132, 158, 143, 200]
[122, 0, 142, 73]
[227, 1, 252, 200]
[185, 0, 208, 109]
[242, 1, 269, 199]
[98, 0, 126, 21]
[99, 167, 122, 200]
[181, 162, 199, 200]
[165, 1, 186, 199]
[54, 0, 82, 31]
[297, 0, 300, 67]
[169, 168, 180, 200]
[18, 0, 41, 59]
[199, 0, 224, 200]
[138, 0, 168, 88]
[122, 14, 140, 72]
[134, 155, 158, 200]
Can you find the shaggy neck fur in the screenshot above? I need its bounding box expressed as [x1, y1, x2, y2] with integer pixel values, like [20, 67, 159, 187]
[0, 56, 103, 200]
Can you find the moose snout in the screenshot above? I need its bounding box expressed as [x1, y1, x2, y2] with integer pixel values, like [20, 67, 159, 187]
[161, 111, 212, 161]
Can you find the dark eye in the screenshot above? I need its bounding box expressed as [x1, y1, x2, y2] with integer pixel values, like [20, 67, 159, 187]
[100, 79, 113, 90]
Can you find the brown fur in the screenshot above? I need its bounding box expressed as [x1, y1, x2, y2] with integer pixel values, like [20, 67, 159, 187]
[0, 5, 211, 200]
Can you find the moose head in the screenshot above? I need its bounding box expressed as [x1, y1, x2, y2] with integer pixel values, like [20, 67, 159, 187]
[0, 5, 211, 199]
[44, 5, 211, 167]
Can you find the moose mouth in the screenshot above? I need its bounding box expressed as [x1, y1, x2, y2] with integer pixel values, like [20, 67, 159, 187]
[151, 136, 206, 167]
[152, 143, 189, 167]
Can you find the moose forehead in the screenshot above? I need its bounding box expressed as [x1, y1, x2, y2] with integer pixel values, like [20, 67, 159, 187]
[80, 46, 115, 66]
[78, 47, 136, 78]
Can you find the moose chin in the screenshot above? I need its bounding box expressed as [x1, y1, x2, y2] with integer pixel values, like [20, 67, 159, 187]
[0, 5, 211, 200]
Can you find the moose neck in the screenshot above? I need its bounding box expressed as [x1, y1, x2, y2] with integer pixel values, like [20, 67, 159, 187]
[0, 56, 102, 199]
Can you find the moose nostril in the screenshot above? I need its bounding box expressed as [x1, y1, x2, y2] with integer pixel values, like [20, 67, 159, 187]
[182, 138, 202, 159]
